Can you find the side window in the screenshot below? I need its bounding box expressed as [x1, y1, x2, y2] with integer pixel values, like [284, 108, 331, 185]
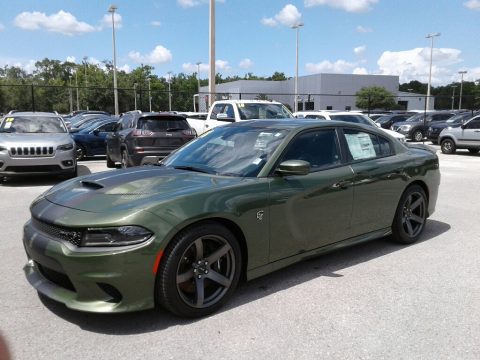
[99, 123, 115, 132]
[344, 129, 386, 161]
[466, 119, 480, 129]
[119, 114, 131, 130]
[280, 129, 341, 171]
[210, 104, 225, 120]
[305, 115, 326, 120]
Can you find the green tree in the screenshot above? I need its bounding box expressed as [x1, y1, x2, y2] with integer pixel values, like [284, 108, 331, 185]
[355, 86, 397, 110]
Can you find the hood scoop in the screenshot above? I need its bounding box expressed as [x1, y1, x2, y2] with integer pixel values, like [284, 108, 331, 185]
[80, 180, 104, 190]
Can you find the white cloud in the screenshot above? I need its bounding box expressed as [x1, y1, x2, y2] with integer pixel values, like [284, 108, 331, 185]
[128, 45, 173, 65]
[151, 21, 162, 27]
[0, 23, 5, 31]
[66, 56, 76, 63]
[239, 58, 254, 69]
[306, 60, 358, 74]
[353, 67, 368, 75]
[354, 45, 366, 56]
[216, 60, 231, 70]
[177, 0, 224, 8]
[261, 17, 278, 27]
[262, 4, 302, 27]
[464, 0, 480, 9]
[377, 47, 463, 85]
[305, 0, 378, 13]
[101, 13, 123, 29]
[182, 62, 209, 73]
[119, 64, 131, 73]
[14, 10, 96, 36]
[356, 25, 372, 33]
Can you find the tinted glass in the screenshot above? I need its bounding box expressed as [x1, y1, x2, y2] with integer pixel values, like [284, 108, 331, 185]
[237, 103, 293, 120]
[280, 129, 341, 170]
[329, 114, 373, 126]
[137, 117, 189, 131]
[0, 116, 67, 133]
[162, 125, 289, 177]
[344, 129, 385, 161]
[466, 119, 480, 129]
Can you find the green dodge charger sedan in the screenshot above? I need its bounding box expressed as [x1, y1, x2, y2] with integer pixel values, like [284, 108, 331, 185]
[23, 119, 440, 317]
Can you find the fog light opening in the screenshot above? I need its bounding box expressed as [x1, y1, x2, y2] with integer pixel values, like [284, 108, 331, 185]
[97, 283, 123, 303]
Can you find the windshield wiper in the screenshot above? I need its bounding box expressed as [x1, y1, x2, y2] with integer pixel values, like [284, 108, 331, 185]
[173, 165, 213, 174]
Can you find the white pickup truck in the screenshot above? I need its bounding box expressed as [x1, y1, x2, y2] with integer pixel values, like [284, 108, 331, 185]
[187, 100, 293, 135]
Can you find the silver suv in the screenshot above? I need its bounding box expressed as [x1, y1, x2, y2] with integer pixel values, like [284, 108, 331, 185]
[439, 115, 480, 154]
[0, 112, 76, 178]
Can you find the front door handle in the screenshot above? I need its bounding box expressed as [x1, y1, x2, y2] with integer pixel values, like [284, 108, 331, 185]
[332, 180, 351, 190]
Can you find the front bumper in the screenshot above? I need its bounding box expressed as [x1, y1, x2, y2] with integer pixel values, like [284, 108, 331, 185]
[23, 217, 162, 313]
[0, 149, 76, 176]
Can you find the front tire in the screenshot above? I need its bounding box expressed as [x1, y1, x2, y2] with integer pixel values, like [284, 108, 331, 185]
[106, 153, 115, 168]
[468, 149, 479, 154]
[391, 185, 427, 244]
[413, 130, 423, 142]
[76, 145, 86, 161]
[156, 222, 242, 318]
[121, 149, 130, 168]
[441, 139, 456, 154]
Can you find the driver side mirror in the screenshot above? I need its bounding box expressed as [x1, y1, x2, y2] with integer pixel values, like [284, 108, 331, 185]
[275, 160, 310, 176]
[216, 113, 235, 122]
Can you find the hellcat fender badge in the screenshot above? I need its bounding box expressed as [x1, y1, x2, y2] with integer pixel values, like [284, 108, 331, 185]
[256, 210, 264, 221]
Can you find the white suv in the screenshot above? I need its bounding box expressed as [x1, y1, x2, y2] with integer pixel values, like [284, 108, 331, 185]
[294, 111, 406, 142]
[439, 115, 480, 154]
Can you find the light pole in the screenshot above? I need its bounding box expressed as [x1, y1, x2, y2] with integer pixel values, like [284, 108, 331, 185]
[426, 32, 440, 110]
[83, 56, 89, 110]
[167, 71, 172, 111]
[292, 22, 304, 113]
[68, 75, 73, 113]
[147, 78, 152, 112]
[209, 0, 215, 106]
[196, 61, 202, 112]
[109, 4, 119, 115]
[75, 71, 79, 111]
[133, 83, 138, 110]
[458, 70, 467, 110]
[451, 85, 457, 110]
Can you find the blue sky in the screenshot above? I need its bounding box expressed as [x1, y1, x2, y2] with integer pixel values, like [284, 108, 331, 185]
[0, 0, 479, 85]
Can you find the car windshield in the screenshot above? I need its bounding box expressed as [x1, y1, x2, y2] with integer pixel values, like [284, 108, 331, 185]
[237, 103, 293, 120]
[405, 113, 427, 122]
[137, 116, 189, 131]
[375, 116, 391, 124]
[0, 116, 67, 133]
[162, 125, 289, 177]
[446, 113, 471, 124]
[329, 114, 374, 127]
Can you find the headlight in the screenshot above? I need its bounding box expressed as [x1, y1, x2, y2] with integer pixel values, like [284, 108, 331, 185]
[399, 125, 411, 131]
[57, 143, 74, 151]
[81, 226, 153, 247]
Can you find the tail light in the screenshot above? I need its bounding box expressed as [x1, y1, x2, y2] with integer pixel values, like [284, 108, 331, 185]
[182, 129, 197, 137]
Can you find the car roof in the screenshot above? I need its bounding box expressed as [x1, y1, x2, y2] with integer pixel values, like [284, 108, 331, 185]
[212, 100, 282, 105]
[6, 111, 61, 117]
[229, 118, 375, 131]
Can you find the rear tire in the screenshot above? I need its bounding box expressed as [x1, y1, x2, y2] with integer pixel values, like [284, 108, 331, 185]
[121, 149, 130, 168]
[76, 145, 86, 161]
[440, 139, 456, 154]
[156, 222, 242, 318]
[106, 153, 115, 168]
[391, 185, 427, 244]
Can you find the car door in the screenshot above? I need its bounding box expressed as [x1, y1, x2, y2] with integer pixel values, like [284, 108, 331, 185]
[342, 128, 407, 235]
[268, 128, 355, 262]
[91, 122, 115, 155]
[204, 103, 235, 132]
[458, 117, 480, 147]
[106, 117, 129, 161]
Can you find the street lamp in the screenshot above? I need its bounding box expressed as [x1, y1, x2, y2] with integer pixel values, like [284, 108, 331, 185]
[292, 22, 304, 113]
[167, 71, 172, 111]
[133, 83, 138, 110]
[75, 70, 79, 111]
[147, 78, 152, 112]
[68, 75, 73, 113]
[426, 32, 440, 110]
[108, 4, 119, 115]
[83, 56, 89, 110]
[196, 61, 202, 95]
[208, 0, 215, 106]
[451, 85, 457, 110]
[458, 71, 467, 110]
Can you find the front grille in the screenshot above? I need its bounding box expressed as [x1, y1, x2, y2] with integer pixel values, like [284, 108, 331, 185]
[10, 146, 55, 157]
[32, 217, 83, 246]
[37, 262, 76, 292]
[5, 165, 62, 173]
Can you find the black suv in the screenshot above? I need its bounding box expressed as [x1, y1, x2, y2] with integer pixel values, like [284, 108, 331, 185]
[391, 111, 456, 142]
[106, 111, 196, 168]
[374, 113, 412, 129]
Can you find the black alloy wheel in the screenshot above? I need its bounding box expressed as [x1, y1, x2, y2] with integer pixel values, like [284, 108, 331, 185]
[156, 222, 241, 317]
[440, 139, 456, 154]
[392, 185, 427, 244]
[413, 130, 424, 142]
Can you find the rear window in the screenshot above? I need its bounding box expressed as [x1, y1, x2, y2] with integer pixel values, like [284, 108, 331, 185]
[137, 116, 189, 131]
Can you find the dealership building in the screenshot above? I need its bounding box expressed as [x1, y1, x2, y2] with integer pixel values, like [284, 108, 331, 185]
[199, 73, 428, 112]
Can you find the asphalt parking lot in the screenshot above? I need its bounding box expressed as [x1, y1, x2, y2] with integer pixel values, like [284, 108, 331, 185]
[1, 147, 479, 360]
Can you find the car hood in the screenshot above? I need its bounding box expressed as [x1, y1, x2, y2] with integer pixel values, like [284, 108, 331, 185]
[0, 133, 73, 146]
[44, 166, 250, 213]
[380, 128, 405, 140]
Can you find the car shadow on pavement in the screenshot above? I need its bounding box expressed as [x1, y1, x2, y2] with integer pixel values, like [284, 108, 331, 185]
[0, 165, 91, 187]
[38, 219, 450, 335]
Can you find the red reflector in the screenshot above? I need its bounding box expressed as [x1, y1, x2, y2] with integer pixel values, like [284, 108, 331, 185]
[152, 250, 164, 274]
[135, 147, 144, 153]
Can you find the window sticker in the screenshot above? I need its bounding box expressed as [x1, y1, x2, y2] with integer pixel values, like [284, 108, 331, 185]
[6, 118, 14, 122]
[4, 121, 12, 129]
[345, 133, 376, 160]
[252, 158, 263, 165]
